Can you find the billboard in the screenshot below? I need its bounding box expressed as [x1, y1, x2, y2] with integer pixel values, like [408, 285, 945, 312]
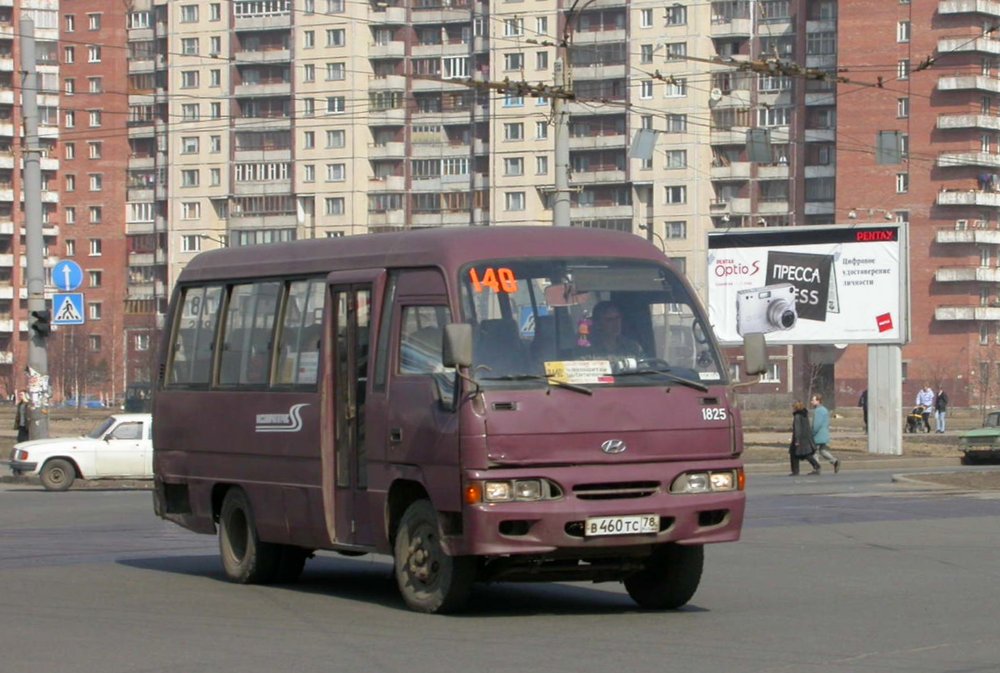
[707, 224, 909, 345]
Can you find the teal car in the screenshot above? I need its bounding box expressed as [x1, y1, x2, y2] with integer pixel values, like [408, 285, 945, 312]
[959, 411, 1000, 464]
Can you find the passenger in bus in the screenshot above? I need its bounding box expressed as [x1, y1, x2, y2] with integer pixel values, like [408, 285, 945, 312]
[583, 301, 643, 358]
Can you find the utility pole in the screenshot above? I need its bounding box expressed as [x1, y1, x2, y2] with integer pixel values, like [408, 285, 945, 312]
[552, 57, 570, 227]
[20, 18, 50, 439]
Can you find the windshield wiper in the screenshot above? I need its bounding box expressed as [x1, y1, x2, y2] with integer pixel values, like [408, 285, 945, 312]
[613, 369, 709, 392]
[479, 374, 593, 396]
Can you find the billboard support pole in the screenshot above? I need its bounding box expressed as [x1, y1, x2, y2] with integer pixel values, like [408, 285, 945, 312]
[868, 344, 902, 455]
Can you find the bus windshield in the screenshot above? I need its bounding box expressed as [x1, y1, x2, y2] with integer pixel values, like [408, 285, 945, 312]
[459, 257, 727, 388]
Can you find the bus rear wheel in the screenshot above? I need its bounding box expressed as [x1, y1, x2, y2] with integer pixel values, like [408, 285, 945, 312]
[218, 488, 280, 584]
[624, 544, 704, 610]
[393, 499, 475, 614]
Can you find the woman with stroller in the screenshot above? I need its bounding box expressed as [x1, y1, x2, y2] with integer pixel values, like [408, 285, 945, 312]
[789, 401, 822, 476]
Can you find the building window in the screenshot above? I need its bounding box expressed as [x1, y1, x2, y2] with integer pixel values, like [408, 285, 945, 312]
[535, 121, 548, 139]
[504, 18, 524, 36]
[303, 64, 315, 82]
[895, 173, 909, 193]
[89, 239, 102, 256]
[89, 110, 102, 127]
[666, 114, 688, 132]
[89, 335, 102, 352]
[211, 168, 221, 186]
[665, 42, 686, 61]
[181, 38, 199, 55]
[65, 111, 75, 128]
[89, 206, 102, 223]
[325, 197, 345, 215]
[210, 3, 221, 20]
[302, 165, 315, 183]
[65, 207, 76, 225]
[504, 157, 524, 176]
[536, 51, 548, 71]
[640, 44, 653, 64]
[304, 31, 314, 49]
[326, 29, 345, 47]
[640, 80, 653, 99]
[326, 164, 346, 182]
[666, 5, 687, 25]
[182, 137, 199, 154]
[210, 70, 221, 87]
[181, 235, 202, 252]
[64, 46, 75, 64]
[665, 150, 687, 169]
[64, 78, 76, 95]
[135, 334, 151, 351]
[210, 103, 221, 119]
[65, 15, 76, 32]
[505, 192, 526, 211]
[504, 53, 524, 71]
[89, 174, 103, 192]
[181, 169, 200, 187]
[326, 62, 345, 81]
[536, 156, 548, 175]
[303, 131, 315, 149]
[326, 130, 345, 148]
[326, 97, 345, 113]
[181, 104, 199, 121]
[666, 78, 687, 97]
[181, 71, 199, 89]
[504, 123, 524, 141]
[210, 36, 221, 55]
[210, 135, 221, 153]
[665, 220, 687, 239]
[87, 45, 101, 63]
[89, 271, 102, 288]
[88, 142, 102, 159]
[897, 97, 909, 118]
[65, 175, 76, 192]
[664, 186, 686, 204]
[88, 77, 103, 93]
[897, 21, 911, 43]
[640, 9, 652, 28]
[181, 5, 198, 22]
[897, 59, 910, 80]
[66, 240, 76, 256]
[181, 202, 201, 220]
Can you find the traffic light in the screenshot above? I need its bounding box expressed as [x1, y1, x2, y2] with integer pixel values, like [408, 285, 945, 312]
[30, 309, 52, 338]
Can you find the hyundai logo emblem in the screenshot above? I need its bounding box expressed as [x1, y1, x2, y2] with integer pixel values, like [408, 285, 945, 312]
[601, 439, 627, 454]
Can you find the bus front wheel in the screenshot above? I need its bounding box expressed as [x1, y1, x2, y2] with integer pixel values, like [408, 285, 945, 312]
[624, 544, 704, 610]
[218, 488, 280, 584]
[393, 499, 475, 614]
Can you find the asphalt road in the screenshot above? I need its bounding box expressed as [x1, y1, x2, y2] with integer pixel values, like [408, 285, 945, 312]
[1, 470, 998, 673]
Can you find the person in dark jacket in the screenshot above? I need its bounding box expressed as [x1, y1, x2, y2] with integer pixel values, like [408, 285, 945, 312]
[789, 401, 821, 476]
[13, 391, 29, 443]
[934, 389, 949, 433]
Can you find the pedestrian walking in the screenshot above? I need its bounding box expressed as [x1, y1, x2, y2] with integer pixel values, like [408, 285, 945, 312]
[916, 385, 935, 433]
[789, 401, 821, 476]
[810, 393, 841, 473]
[935, 389, 949, 433]
[13, 391, 29, 443]
[858, 389, 868, 433]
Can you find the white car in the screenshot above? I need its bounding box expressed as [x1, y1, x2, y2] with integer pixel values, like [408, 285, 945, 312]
[7, 413, 153, 491]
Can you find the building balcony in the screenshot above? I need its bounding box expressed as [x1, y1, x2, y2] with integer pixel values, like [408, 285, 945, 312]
[571, 169, 627, 185]
[805, 54, 837, 70]
[369, 6, 407, 24]
[0, 253, 13, 266]
[233, 149, 291, 163]
[128, 124, 156, 139]
[805, 92, 836, 106]
[233, 116, 292, 131]
[936, 305, 1000, 320]
[710, 197, 751, 214]
[127, 220, 157, 235]
[758, 164, 790, 179]
[234, 81, 291, 97]
[410, 8, 477, 25]
[937, 189, 1000, 207]
[0, 286, 11, 299]
[571, 64, 627, 81]
[569, 204, 633, 219]
[710, 18, 752, 38]
[234, 13, 291, 31]
[805, 128, 836, 142]
[368, 108, 407, 125]
[938, 36, 1000, 55]
[411, 109, 473, 125]
[369, 75, 407, 91]
[805, 164, 835, 178]
[128, 188, 155, 202]
[573, 29, 626, 46]
[234, 49, 291, 64]
[710, 162, 751, 180]
[569, 134, 625, 150]
[370, 175, 405, 191]
[369, 41, 406, 59]
[0, 320, 13, 333]
[411, 42, 473, 59]
[937, 74, 1000, 93]
[805, 201, 835, 215]
[129, 59, 155, 74]
[0, 59, 12, 73]
[714, 88, 752, 108]
[936, 266, 1000, 282]
[938, 113, 1000, 131]
[369, 141, 406, 159]
[937, 228, 1000, 244]
[232, 179, 293, 196]
[758, 200, 790, 215]
[0, 154, 10, 170]
[565, 100, 624, 116]
[367, 209, 406, 227]
[939, 0, 1000, 14]
[938, 152, 1000, 168]
[710, 128, 749, 145]
[411, 211, 477, 227]
[0, 123, 13, 137]
[0, 351, 11, 364]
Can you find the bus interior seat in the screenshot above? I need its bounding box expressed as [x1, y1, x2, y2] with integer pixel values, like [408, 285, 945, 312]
[475, 318, 527, 376]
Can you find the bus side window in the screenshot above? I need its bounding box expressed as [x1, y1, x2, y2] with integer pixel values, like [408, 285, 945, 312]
[219, 282, 281, 386]
[168, 285, 222, 386]
[399, 306, 451, 375]
[275, 279, 325, 385]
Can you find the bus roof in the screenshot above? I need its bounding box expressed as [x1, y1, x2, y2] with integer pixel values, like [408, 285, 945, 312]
[177, 226, 665, 283]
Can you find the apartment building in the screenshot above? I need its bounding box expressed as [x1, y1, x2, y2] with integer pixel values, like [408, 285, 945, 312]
[833, 0, 1000, 407]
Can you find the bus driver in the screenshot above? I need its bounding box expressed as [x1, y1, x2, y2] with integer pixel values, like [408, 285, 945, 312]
[586, 300, 644, 358]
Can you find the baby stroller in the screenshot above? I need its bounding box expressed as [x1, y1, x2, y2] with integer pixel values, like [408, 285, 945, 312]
[905, 405, 927, 433]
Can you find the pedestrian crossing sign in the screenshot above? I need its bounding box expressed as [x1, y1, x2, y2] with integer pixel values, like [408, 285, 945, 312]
[52, 293, 85, 325]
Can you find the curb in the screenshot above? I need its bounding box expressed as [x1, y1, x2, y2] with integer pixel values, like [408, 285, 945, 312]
[745, 456, 963, 475]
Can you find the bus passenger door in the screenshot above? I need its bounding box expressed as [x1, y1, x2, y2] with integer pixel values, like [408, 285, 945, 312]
[331, 285, 372, 546]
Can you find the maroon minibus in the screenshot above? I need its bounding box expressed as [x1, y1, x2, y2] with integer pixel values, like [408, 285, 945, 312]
[153, 226, 765, 613]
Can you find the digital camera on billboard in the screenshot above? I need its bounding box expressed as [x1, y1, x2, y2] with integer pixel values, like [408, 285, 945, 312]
[736, 283, 798, 336]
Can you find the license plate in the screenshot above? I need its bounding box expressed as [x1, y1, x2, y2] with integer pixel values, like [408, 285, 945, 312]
[584, 514, 659, 537]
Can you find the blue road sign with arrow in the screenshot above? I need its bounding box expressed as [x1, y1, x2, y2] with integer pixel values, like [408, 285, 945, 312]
[52, 260, 84, 292]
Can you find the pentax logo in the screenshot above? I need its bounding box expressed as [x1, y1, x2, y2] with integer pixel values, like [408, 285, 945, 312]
[856, 231, 896, 242]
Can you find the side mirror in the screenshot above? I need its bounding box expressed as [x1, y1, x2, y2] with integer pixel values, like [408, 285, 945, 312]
[443, 323, 473, 368]
[742, 332, 768, 376]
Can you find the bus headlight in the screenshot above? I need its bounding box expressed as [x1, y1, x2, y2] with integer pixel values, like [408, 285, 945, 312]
[481, 479, 545, 503]
[670, 469, 741, 494]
